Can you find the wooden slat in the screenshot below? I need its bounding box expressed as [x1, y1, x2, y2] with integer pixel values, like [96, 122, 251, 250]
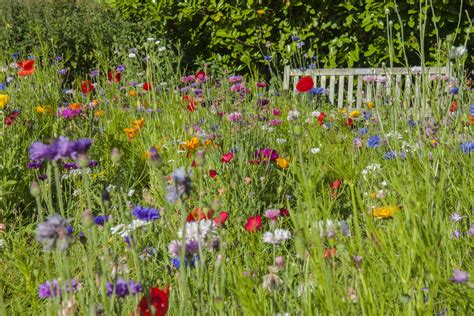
[385, 76, 391, 100]
[320, 75, 326, 89]
[347, 75, 354, 107]
[337, 75, 344, 108]
[376, 81, 382, 98]
[367, 83, 372, 101]
[356, 76, 363, 108]
[404, 75, 411, 105]
[288, 66, 448, 77]
[292, 76, 299, 93]
[329, 76, 335, 104]
[283, 65, 290, 90]
[395, 74, 401, 99]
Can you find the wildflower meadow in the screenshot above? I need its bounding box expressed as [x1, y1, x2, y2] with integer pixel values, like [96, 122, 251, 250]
[0, 1, 473, 315]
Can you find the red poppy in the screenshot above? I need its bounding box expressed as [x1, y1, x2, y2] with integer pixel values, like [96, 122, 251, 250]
[4, 116, 14, 126]
[323, 248, 337, 259]
[81, 80, 94, 94]
[317, 112, 326, 126]
[195, 70, 206, 80]
[137, 286, 169, 316]
[108, 71, 121, 83]
[295, 76, 314, 92]
[221, 152, 234, 163]
[187, 208, 214, 222]
[17, 60, 35, 77]
[182, 95, 197, 112]
[209, 170, 218, 178]
[450, 100, 457, 112]
[245, 215, 262, 232]
[347, 118, 354, 127]
[143, 82, 152, 91]
[214, 211, 229, 226]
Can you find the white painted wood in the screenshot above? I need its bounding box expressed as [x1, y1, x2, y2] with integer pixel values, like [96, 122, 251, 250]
[283, 66, 290, 91]
[356, 76, 363, 108]
[347, 75, 354, 107]
[395, 74, 401, 99]
[337, 76, 344, 108]
[292, 76, 299, 93]
[329, 76, 335, 104]
[320, 75, 326, 89]
[376, 81, 382, 98]
[367, 82, 372, 101]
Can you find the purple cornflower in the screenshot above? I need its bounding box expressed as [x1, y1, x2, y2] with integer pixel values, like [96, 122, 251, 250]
[451, 229, 461, 239]
[63, 162, 78, 170]
[367, 135, 381, 148]
[90, 69, 99, 77]
[450, 270, 469, 284]
[358, 128, 368, 136]
[257, 98, 270, 106]
[88, 160, 98, 168]
[449, 212, 465, 223]
[27, 160, 42, 169]
[38, 174, 48, 181]
[94, 215, 110, 226]
[38, 279, 78, 299]
[116, 64, 125, 73]
[58, 68, 68, 76]
[264, 55, 272, 61]
[354, 137, 363, 148]
[132, 205, 160, 221]
[29, 137, 92, 161]
[107, 278, 129, 298]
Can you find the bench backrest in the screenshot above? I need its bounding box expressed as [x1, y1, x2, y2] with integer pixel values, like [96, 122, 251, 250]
[283, 65, 451, 108]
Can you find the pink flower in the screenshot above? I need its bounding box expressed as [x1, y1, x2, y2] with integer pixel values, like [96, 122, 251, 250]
[209, 170, 218, 178]
[214, 211, 229, 226]
[272, 109, 281, 116]
[221, 152, 234, 163]
[264, 209, 280, 221]
[227, 112, 243, 122]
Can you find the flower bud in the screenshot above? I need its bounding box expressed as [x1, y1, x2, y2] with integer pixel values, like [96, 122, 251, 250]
[78, 154, 89, 169]
[30, 181, 41, 197]
[111, 148, 122, 164]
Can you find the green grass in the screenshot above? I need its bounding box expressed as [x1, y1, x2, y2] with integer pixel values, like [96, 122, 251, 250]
[0, 43, 473, 315]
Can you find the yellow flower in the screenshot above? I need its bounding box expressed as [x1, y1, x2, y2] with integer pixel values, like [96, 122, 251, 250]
[144, 151, 151, 160]
[205, 139, 213, 146]
[367, 101, 374, 109]
[0, 94, 9, 109]
[132, 118, 145, 129]
[276, 157, 289, 169]
[124, 127, 138, 139]
[129, 90, 137, 97]
[94, 110, 104, 117]
[349, 110, 361, 118]
[339, 108, 347, 114]
[257, 9, 266, 16]
[185, 137, 200, 151]
[371, 205, 399, 219]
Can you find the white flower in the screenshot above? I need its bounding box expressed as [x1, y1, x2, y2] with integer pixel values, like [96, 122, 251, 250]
[287, 110, 300, 121]
[0, 239, 4, 248]
[450, 45, 467, 58]
[158, 46, 166, 52]
[276, 138, 287, 144]
[317, 220, 351, 237]
[178, 220, 215, 242]
[155, 40, 161, 45]
[147, 37, 156, 42]
[128, 53, 137, 58]
[127, 189, 135, 197]
[411, 66, 422, 74]
[310, 111, 321, 118]
[361, 163, 382, 179]
[110, 220, 150, 238]
[310, 147, 320, 154]
[263, 229, 292, 244]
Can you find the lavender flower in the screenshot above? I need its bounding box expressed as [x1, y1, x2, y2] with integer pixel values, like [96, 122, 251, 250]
[27, 160, 42, 169]
[36, 215, 73, 251]
[166, 167, 192, 203]
[132, 205, 160, 221]
[449, 213, 465, 223]
[450, 270, 469, 284]
[38, 279, 78, 299]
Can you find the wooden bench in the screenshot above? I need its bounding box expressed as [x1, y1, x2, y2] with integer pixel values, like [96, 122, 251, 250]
[283, 65, 451, 108]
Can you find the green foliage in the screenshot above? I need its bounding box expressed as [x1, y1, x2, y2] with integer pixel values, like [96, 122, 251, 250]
[110, 0, 472, 71]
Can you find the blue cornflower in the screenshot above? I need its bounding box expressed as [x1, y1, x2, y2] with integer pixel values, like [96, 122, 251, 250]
[408, 119, 417, 127]
[460, 142, 473, 153]
[367, 135, 381, 148]
[291, 35, 300, 42]
[12, 52, 20, 60]
[106, 278, 142, 298]
[171, 256, 198, 269]
[450, 87, 459, 94]
[308, 63, 317, 69]
[132, 205, 160, 221]
[309, 87, 325, 95]
[358, 127, 368, 136]
[469, 104, 474, 117]
[0, 83, 6, 91]
[383, 151, 397, 160]
[264, 55, 272, 61]
[297, 42, 305, 48]
[94, 215, 110, 226]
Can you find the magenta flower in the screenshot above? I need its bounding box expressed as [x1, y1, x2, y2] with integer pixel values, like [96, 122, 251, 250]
[264, 209, 280, 221]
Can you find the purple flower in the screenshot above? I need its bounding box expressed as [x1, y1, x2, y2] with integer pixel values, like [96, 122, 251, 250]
[383, 151, 397, 160]
[58, 107, 80, 119]
[27, 160, 42, 169]
[460, 142, 473, 153]
[228, 75, 243, 83]
[450, 270, 469, 284]
[94, 215, 109, 226]
[353, 255, 363, 269]
[255, 148, 279, 162]
[38, 279, 78, 299]
[449, 212, 465, 223]
[36, 214, 73, 251]
[358, 128, 368, 136]
[166, 167, 192, 203]
[132, 205, 160, 221]
[29, 141, 55, 161]
[264, 55, 272, 61]
[58, 68, 68, 76]
[90, 69, 99, 77]
[116, 64, 125, 73]
[63, 162, 78, 170]
[257, 98, 270, 106]
[88, 160, 98, 168]
[185, 239, 200, 256]
[451, 229, 461, 239]
[106, 279, 141, 297]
